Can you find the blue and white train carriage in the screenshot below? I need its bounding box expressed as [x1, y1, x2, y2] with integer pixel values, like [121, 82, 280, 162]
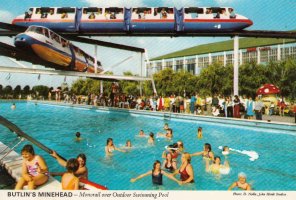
[12, 6, 253, 33]
[14, 25, 103, 73]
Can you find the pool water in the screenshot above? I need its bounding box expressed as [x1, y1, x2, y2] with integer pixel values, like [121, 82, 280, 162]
[0, 102, 295, 190]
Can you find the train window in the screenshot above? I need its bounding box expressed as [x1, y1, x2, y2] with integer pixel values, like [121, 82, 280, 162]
[83, 7, 102, 14]
[132, 7, 151, 19]
[57, 7, 75, 14]
[184, 7, 204, 14]
[50, 32, 60, 43]
[57, 7, 75, 18]
[43, 28, 49, 38]
[154, 7, 173, 18]
[24, 8, 33, 19]
[61, 38, 68, 47]
[206, 8, 213, 14]
[105, 7, 123, 19]
[35, 8, 41, 14]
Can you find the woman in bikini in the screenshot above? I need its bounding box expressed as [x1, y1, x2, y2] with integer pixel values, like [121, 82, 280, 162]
[105, 138, 125, 156]
[228, 172, 251, 190]
[190, 143, 214, 161]
[130, 160, 181, 185]
[61, 158, 79, 190]
[172, 152, 194, 184]
[15, 144, 49, 190]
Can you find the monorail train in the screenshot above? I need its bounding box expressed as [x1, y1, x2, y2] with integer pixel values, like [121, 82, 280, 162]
[14, 25, 103, 73]
[12, 6, 253, 33]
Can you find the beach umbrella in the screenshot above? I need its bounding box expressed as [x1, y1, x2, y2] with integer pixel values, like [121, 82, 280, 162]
[256, 84, 280, 95]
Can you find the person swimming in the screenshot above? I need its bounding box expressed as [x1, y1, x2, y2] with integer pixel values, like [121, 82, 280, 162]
[163, 123, 169, 130]
[222, 146, 230, 155]
[130, 160, 181, 185]
[191, 143, 214, 161]
[205, 156, 230, 175]
[138, 130, 145, 137]
[158, 128, 173, 139]
[172, 152, 194, 184]
[148, 132, 155, 144]
[105, 138, 126, 156]
[197, 127, 203, 139]
[162, 144, 179, 172]
[228, 172, 251, 190]
[125, 140, 132, 147]
[75, 132, 82, 142]
[11, 103, 16, 110]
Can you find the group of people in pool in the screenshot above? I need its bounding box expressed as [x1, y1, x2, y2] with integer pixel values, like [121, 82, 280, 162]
[15, 124, 251, 190]
[129, 124, 251, 190]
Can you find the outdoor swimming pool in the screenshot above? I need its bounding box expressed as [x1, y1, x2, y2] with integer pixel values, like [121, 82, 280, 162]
[0, 101, 295, 190]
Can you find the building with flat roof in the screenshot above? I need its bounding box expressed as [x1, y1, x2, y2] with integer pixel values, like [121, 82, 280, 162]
[145, 38, 296, 76]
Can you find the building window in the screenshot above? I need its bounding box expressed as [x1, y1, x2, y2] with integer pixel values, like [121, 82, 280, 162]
[175, 60, 184, 71]
[187, 64, 195, 74]
[165, 61, 173, 69]
[269, 48, 277, 62]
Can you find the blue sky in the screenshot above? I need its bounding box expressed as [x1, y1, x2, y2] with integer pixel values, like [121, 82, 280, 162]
[0, 0, 295, 88]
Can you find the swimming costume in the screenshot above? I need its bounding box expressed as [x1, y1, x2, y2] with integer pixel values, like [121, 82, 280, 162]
[179, 164, 194, 183]
[152, 170, 163, 185]
[62, 176, 79, 190]
[25, 156, 48, 177]
[236, 181, 249, 190]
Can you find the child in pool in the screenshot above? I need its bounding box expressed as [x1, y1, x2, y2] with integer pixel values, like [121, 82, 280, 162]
[148, 132, 155, 144]
[138, 130, 145, 137]
[205, 156, 230, 175]
[61, 158, 79, 190]
[222, 146, 230, 155]
[126, 140, 132, 147]
[197, 127, 203, 139]
[228, 172, 251, 190]
[15, 144, 49, 190]
[75, 132, 83, 142]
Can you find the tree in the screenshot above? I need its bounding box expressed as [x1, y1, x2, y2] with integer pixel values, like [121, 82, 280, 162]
[22, 85, 31, 97]
[3, 85, 13, 97]
[14, 85, 21, 98]
[119, 71, 140, 96]
[153, 68, 175, 96]
[32, 85, 49, 98]
[239, 61, 267, 98]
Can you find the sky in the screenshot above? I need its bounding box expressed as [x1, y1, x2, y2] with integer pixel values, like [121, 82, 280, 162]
[0, 0, 295, 88]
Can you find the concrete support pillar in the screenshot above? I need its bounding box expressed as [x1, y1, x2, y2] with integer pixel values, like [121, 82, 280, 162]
[100, 80, 103, 94]
[257, 48, 261, 64]
[173, 58, 176, 71]
[209, 53, 212, 65]
[277, 44, 281, 61]
[233, 36, 239, 96]
[94, 45, 98, 73]
[223, 51, 227, 67]
[239, 50, 243, 65]
[195, 55, 198, 74]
